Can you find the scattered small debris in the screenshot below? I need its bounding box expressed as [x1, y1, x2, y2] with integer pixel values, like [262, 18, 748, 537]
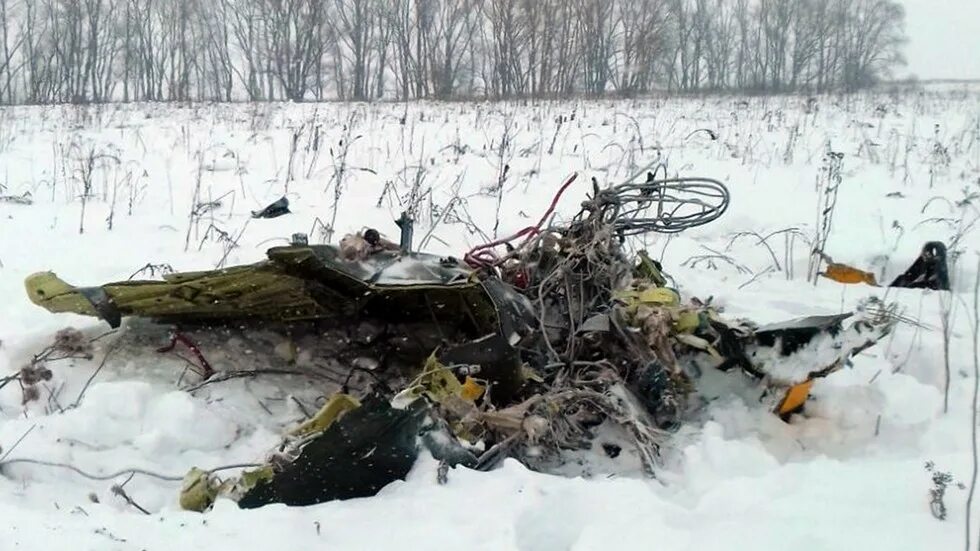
[251, 196, 290, 219]
[437, 461, 450, 485]
[816, 242, 950, 290]
[0, 192, 32, 205]
[602, 444, 622, 459]
[94, 527, 126, 543]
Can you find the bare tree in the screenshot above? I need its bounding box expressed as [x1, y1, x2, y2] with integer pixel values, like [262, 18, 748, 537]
[0, 0, 26, 103]
[332, 0, 375, 101]
[0, 0, 910, 104]
[426, 0, 477, 98]
[483, 0, 526, 98]
[575, 0, 614, 96]
[839, 0, 907, 91]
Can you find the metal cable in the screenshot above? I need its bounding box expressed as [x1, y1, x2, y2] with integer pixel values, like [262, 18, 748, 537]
[594, 176, 731, 235]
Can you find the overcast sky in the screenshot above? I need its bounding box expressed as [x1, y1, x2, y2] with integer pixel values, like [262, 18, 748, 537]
[900, 0, 980, 80]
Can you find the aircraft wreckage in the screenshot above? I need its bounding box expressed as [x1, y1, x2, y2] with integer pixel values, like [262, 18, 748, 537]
[20, 171, 932, 511]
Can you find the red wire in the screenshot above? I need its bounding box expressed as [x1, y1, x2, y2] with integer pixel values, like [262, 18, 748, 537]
[464, 172, 578, 269]
[522, 172, 579, 247]
[534, 172, 578, 242]
[157, 330, 215, 379]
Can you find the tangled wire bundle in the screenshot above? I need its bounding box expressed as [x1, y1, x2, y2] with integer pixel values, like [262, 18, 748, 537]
[465, 173, 730, 269]
[461, 172, 731, 471]
[600, 176, 730, 236]
[462, 171, 732, 369]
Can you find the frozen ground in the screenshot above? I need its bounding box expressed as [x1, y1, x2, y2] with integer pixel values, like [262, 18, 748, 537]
[0, 89, 978, 550]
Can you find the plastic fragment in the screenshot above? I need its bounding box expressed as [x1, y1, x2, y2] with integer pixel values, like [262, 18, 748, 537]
[821, 263, 878, 285]
[179, 468, 219, 512]
[777, 380, 815, 416]
[460, 376, 485, 402]
[673, 310, 702, 334]
[289, 393, 361, 438]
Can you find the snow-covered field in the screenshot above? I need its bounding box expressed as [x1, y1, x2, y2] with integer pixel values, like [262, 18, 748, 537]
[1, 89, 978, 550]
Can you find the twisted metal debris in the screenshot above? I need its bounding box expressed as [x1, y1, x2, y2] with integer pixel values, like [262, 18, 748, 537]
[19, 168, 905, 511]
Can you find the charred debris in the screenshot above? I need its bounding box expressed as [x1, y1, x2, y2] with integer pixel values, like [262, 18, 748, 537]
[23, 171, 913, 511]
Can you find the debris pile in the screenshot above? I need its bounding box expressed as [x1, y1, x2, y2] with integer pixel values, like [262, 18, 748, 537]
[21, 171, 906, 511]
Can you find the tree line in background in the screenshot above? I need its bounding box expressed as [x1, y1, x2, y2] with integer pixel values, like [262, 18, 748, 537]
[0, 0, 907, 104]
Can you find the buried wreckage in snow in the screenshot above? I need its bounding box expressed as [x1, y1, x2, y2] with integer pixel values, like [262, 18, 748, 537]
[24, 172, 912, 511]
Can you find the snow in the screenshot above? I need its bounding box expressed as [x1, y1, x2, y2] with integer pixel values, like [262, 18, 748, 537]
[1, 91, 979, 549]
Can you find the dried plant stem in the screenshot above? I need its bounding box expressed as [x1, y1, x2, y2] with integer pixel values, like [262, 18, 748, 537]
[965, 257, 980, 551]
